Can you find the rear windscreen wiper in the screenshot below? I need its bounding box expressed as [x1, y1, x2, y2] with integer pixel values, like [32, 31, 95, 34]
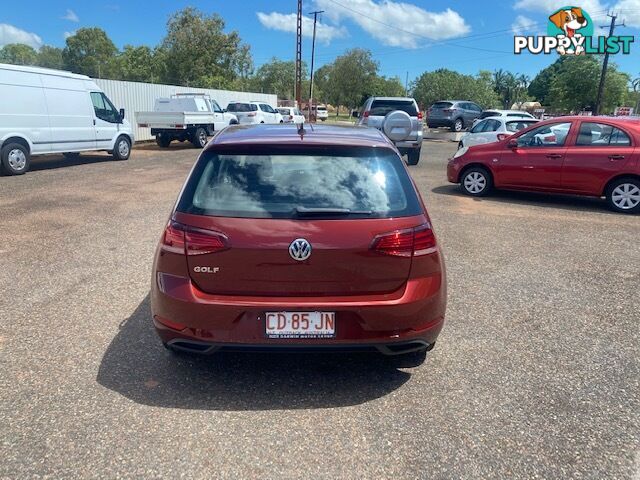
[294, 206, 374, 216]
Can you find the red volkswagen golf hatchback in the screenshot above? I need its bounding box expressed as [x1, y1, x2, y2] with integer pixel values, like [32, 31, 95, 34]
[448, 116, 640, 213]
[151, 124, 446, 362]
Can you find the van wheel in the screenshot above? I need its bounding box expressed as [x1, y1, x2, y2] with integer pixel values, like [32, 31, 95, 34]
[1, 142, 30, 175]
[191, 127, 208, 148]
[112, 136, 131, 160]
[63, 152, 80, 159]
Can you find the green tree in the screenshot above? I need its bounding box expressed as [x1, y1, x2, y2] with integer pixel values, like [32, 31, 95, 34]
[37, 46, 64, 69]
[367, 76, 406, 99]
[412, 69, 499, 110]
[528, 58, 566, 105]
[118, 45, 156, 82]
[0, 43, 38, 65]
[311, 64, 333, 103]
[63, 28, 119, 78]
[327, 48, 378, 114]
[547, 56, 629, 113]
[160, 7, 251, 88]
[251, 58, 306, 99]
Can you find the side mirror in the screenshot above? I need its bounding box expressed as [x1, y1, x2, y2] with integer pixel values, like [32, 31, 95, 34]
[222, 109, 227, 113]
[119, 108, 125, 122]
[507, 138, 518, 149]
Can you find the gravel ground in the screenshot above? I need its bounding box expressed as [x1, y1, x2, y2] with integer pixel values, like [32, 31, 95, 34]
[1, 140, 638, 479]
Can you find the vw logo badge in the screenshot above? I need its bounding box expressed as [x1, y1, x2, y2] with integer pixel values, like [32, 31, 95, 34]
[289, 238, 312, 261]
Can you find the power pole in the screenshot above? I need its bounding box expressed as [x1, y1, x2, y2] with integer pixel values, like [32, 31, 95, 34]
[405, 71, 409, 96]
[295, 0, 303, 108]
[594, 12, 625, 115]
[308, 10, 324, 122]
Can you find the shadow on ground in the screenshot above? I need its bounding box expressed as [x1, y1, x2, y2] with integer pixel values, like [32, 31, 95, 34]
[431, 184, 612, 214]
[29, 153, 116, 171]
[97, 295, 413, 411]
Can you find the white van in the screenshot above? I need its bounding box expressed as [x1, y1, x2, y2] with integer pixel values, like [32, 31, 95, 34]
[0, 63, 134, 175]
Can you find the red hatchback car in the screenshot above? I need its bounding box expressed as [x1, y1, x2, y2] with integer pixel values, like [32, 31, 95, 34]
[448, 116, 640, 213]
[151, 124, 446, 363]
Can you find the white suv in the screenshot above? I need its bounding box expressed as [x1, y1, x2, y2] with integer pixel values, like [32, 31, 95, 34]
[227, 102, 283, 125]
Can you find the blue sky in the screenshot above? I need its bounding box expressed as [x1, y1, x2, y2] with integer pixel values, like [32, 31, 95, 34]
[1, 0, 639, 83]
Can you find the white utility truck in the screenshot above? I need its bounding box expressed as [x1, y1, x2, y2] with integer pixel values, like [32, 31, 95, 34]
[136, 93, 238, 148]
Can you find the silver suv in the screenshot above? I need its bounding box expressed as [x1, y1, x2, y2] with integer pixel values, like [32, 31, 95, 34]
[355, 97, 423, 165]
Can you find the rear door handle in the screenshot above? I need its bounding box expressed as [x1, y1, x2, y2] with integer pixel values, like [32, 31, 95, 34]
[546, 154, 562, 159]
[608, 155, 625, 160]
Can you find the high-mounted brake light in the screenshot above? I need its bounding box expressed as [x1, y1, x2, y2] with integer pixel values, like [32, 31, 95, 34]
[161, 221, 228, 255]
[372, 223, 437, 257]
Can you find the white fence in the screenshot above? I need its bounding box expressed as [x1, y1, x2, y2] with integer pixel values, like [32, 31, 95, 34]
[95, 79, 278, 142]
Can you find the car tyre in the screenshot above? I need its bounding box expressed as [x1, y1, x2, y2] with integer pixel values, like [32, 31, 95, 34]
[156, 136, 171, 148]
[0, 142, 30, 175]
[191, 127, 208, 148]
[112, 135, 131, 160]
[460, 166, 492, 196]
[606, 177, 640, 214]
[452, 118, 464, 132]
[407, 147, 421, 166]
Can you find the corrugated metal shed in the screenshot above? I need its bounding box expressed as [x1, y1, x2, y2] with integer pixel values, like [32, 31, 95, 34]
[95, 79, 277, 141]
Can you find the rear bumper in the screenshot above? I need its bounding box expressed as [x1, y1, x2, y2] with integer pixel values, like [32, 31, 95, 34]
[426, 119, 453, 128]
[151, 271, 446, 353]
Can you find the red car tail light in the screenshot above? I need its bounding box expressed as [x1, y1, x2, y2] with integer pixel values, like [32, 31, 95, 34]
[363, 111, 370, 118]
[497, 133, 511, 141]
[417, 111, 423, 120]
[161, 221, 228, 255]
[372, 224, 437, 257]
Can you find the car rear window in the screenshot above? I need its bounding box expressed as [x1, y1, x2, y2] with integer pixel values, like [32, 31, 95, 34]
[176, 147, 421, 219]
[316, 106, 327, 111]
[431, 102, 453, 109]
[370, 100, 418, 117]
[277, 108, 290, 115]
[480, 111, 500, 119]
[227, 103, 257, 112]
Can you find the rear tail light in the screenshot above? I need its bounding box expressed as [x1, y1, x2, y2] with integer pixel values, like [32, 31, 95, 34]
[372, 223, 437, 257]
[174, 124, 184, 129]
[443, 109, 454, 113]
[247, 112, 256, 117]
[497, 133, 512, 141]
[139, 123, 148, 128]
[417, 111, 423, 120]
[363, 111, 370, 118]
[161, 221, 228, 256]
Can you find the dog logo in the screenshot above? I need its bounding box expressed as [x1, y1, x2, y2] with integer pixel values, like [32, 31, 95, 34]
[514, 5, 633, 56]
[547, 7, 593, 55]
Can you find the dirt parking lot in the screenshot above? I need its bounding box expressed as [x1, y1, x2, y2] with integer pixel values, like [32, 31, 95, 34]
[1, 140, 638, 479]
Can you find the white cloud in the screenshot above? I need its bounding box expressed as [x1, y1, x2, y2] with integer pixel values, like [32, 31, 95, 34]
[613, 0, 640, 27]
[63, 30, 77, 40]
[62, 9, 79, 22]
[315, 0, 471, 48]
[511, 15, 538, 34]
[0, 23, 43, 49]
[256, 12, 348, 44]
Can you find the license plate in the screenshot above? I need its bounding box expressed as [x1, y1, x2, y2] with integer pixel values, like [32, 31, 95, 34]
[265, 311, 335, 339]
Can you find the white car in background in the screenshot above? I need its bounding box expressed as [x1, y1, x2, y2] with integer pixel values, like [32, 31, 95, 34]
[226, 101, 283, 125]
[459, 117, 539, 148]
[277, 107, 305, 124]
[472, 109, 535, 127]
[315, 104, 329, 121]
